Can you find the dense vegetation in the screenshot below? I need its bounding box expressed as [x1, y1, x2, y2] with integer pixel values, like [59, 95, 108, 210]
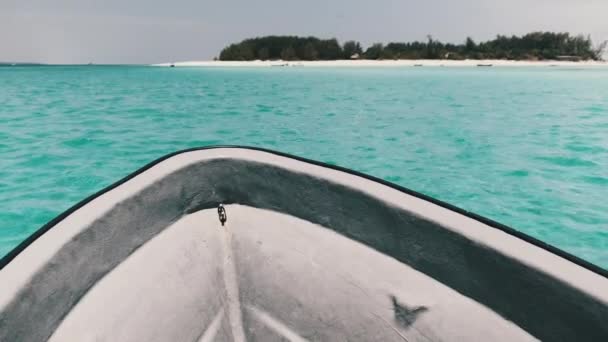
[219, 32, 606, 61]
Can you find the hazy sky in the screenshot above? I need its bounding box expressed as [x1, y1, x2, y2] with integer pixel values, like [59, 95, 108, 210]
[1, 0, 606, 64]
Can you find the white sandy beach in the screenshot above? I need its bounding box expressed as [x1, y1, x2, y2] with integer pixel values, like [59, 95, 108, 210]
[155, 59, 608, 68]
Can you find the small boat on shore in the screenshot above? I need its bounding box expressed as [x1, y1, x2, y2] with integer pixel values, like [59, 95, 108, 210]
[1, 146, 607, 341]
[477, 63, 493, 67]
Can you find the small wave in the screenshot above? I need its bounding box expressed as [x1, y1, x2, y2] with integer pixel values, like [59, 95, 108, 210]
[504, 170, 530, 177]
[564, 144, 607, 154]
[535, 155, 598, 167]
[582, 105, 606, 114]
[581, 176, 608, 186]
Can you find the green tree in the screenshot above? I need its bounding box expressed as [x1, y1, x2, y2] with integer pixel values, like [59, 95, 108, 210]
[237, 45, 255, 60]
[302, 42, 319, 60]
[426, 35, 440, 59]
[280, 47, 297, 60]
[316, 39, 342, 60]
[342, 40, 363, 58]
[257, 47, 270, 60]
[593, 40, 607, 60]
[364, 43, 384, 60]
[380, 48, 395, 60]
[465, 37, 476, 53]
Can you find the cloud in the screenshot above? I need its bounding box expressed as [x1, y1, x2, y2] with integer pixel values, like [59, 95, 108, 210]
[1, 0, 606, 63]
[0, 12, 219, 64]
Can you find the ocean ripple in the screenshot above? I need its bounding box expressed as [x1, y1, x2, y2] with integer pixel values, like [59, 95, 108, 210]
[1, 65, 608, 269]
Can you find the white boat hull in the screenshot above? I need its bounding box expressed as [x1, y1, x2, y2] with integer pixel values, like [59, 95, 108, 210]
[1, 147, 606, 341]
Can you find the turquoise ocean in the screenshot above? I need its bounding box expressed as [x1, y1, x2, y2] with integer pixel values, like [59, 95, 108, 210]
[1, 65, 607, 268]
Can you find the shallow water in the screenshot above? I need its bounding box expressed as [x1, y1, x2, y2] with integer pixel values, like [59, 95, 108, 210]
[1, 65, 607, 268]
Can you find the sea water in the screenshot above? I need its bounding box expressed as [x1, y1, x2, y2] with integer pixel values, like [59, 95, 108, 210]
[1, 65, 607, 268]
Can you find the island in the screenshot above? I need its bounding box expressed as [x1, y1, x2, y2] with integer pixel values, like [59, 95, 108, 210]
[218, 32, 606, 62]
